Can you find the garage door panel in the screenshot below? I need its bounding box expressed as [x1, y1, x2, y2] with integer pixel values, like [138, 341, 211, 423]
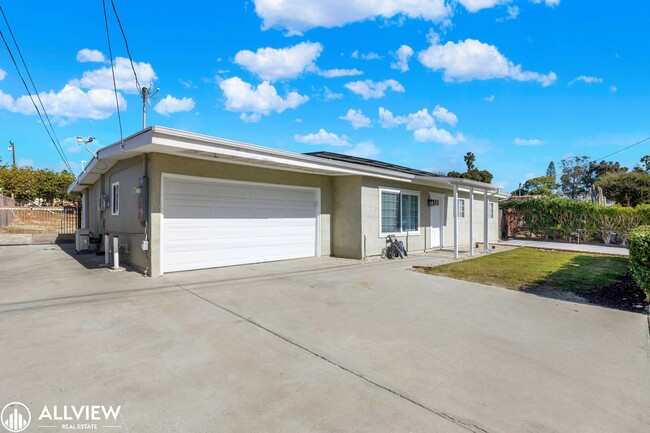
[163, 177, 318, 273]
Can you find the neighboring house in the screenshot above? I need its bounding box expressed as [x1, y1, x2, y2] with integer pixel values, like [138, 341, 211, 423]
[68, 126, 507, 276]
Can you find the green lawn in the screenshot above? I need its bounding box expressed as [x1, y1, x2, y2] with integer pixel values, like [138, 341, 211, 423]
[422, 248, 629, 293]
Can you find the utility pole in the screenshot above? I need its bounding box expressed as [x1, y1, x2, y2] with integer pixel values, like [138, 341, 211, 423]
[140, 83, 160, 129]
[7, 141, 16, 169]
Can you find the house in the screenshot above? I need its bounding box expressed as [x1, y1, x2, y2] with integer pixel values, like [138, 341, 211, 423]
[68, 126, 507, 276]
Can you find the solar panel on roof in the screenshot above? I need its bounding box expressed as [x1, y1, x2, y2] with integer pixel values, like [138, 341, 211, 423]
[304, 151, 446, 177]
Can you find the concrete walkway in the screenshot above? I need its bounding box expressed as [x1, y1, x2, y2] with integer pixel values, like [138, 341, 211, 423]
[499, 238, 629, 256]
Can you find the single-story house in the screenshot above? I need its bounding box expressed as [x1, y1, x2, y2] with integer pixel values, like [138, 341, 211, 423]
[68, 126, 507, 276]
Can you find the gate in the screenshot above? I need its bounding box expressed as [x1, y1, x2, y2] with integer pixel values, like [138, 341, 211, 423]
[0, 204, 80, 234]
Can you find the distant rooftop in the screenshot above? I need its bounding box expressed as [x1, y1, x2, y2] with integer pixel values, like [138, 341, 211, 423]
[304, 151, 445, 177]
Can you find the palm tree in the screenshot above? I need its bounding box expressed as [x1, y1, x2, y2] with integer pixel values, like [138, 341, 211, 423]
[464, 152, 476, 171]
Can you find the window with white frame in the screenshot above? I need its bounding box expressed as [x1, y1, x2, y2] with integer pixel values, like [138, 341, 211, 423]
[489, 202, 495, 219]
[380, 189, 419, 234]
[458, 198, 465, 218]
[111, 181, 120, 216]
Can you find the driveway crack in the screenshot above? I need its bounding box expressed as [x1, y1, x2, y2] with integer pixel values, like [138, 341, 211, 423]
[164, 277, 493, 433]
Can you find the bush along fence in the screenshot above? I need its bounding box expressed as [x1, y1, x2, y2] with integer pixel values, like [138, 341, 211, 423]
[628, 226, 650, 301]
[501, 198, 650, 246]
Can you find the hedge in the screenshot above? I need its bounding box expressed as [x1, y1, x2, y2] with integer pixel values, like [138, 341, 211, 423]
[628, 226, 650, 297]
[502, 198, 650, 245]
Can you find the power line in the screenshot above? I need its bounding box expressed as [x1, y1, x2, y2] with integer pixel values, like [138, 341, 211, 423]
[591, 136, 650, 162]
[102, 0, 124, 145]
[109, 0, 140, 93]
[0, 5, 74, 174]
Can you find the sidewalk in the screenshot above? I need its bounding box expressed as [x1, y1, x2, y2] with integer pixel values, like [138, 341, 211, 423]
[499, 239, 629, 256]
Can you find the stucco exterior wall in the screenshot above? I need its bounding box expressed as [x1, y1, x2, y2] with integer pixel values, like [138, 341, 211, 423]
[332, 176, 362, 258]
[84, 155, 149, 273]
[148, 153, 334, 276]
[361, 178, 447, 256]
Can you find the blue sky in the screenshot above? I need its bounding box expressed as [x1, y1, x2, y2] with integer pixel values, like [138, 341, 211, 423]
[0, 0, 648, 191]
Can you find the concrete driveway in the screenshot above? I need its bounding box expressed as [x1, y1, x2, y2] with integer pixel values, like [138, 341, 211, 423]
[1, 245, 648, 433]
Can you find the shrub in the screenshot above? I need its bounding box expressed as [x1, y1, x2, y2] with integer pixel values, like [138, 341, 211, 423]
[502, 198, 650, 244]
[628, 226, 650, 298]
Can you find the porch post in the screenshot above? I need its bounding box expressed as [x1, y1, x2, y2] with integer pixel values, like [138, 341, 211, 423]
[484, 188, 489, 253]
[453, 184, 459, 259]
[469, 187, 474, 257]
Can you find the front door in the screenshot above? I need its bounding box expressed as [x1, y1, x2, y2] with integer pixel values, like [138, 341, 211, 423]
[429, 193, 444, 248]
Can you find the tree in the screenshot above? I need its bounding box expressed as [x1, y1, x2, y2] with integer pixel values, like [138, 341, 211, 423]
[585, 160, 627, 188]
[546, 161, 556, 180]
[512, 176, 557, 197]
[595, 171, 650, 207]
[639, 155, 650, 172]
[0, 165, 75, 204]
[447, 152, 493, 184]
[463, 152, 476, 171]
[560, 155, 590, 199]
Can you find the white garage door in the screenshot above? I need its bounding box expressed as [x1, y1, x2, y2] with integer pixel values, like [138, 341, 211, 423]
[162, 175, 319, 273]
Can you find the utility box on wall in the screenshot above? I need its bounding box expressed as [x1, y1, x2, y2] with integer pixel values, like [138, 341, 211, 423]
[137, 177, 149, 222]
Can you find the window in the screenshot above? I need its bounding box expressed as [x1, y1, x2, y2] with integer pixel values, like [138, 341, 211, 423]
[489, 202, 495, 219]
[111, 182, 120, 216]
[380, 189, 419, 235]
[458, 198, 465, 218]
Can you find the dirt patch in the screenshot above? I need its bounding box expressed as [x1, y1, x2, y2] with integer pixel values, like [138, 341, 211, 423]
[523, 273, 648, 313]
[582, 273, 649, 313]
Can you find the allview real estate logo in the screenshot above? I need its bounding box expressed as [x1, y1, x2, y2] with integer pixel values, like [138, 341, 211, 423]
[1, 402, 122, 431]
[1, 402, 31, 433]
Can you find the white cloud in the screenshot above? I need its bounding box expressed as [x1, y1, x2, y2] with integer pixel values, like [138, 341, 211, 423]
[378, 106, 464, 144]
[514, 138, 545, 146]
[484, 95, 495, 102]
[432, 105, 458, 127]
[0, 85, 126, 120]
[240, 113, 262, 123]
[610, 85, 618, 93]
[234, 42, 323, 81]
[154, 95, 195, 116]
[344, 79, 405, 99]
[345, 140, 381, 158]
[76, 48, 106, 63]
[378, 107, 405, 128]
[352, 50, 383, 60]
[391, 45, 414, 72]
[323, 87, 344, 100]
[506, 5, 520, 19]
[405, 108, 435, 130]
[457, 0, 508, 13]
[413, 127, 465, 145]
[295, 129, 350, 146]
[316, 68, 364, 78]
[71, 57, 157, 94]
[568, 75, 603, 86]
[532, 0, 560, 6]
[253, 0, 451, 35]
[179, 79, 196, 89]
[339, 109, 372, 129]
[418, 38, 557, 86]
[362, 52, 381, 60]
[219, 77, 308, 119]
[0, 68, 6, 81]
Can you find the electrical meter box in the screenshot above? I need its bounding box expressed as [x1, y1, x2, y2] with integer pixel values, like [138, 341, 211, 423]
[138, 177, 149, 222]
